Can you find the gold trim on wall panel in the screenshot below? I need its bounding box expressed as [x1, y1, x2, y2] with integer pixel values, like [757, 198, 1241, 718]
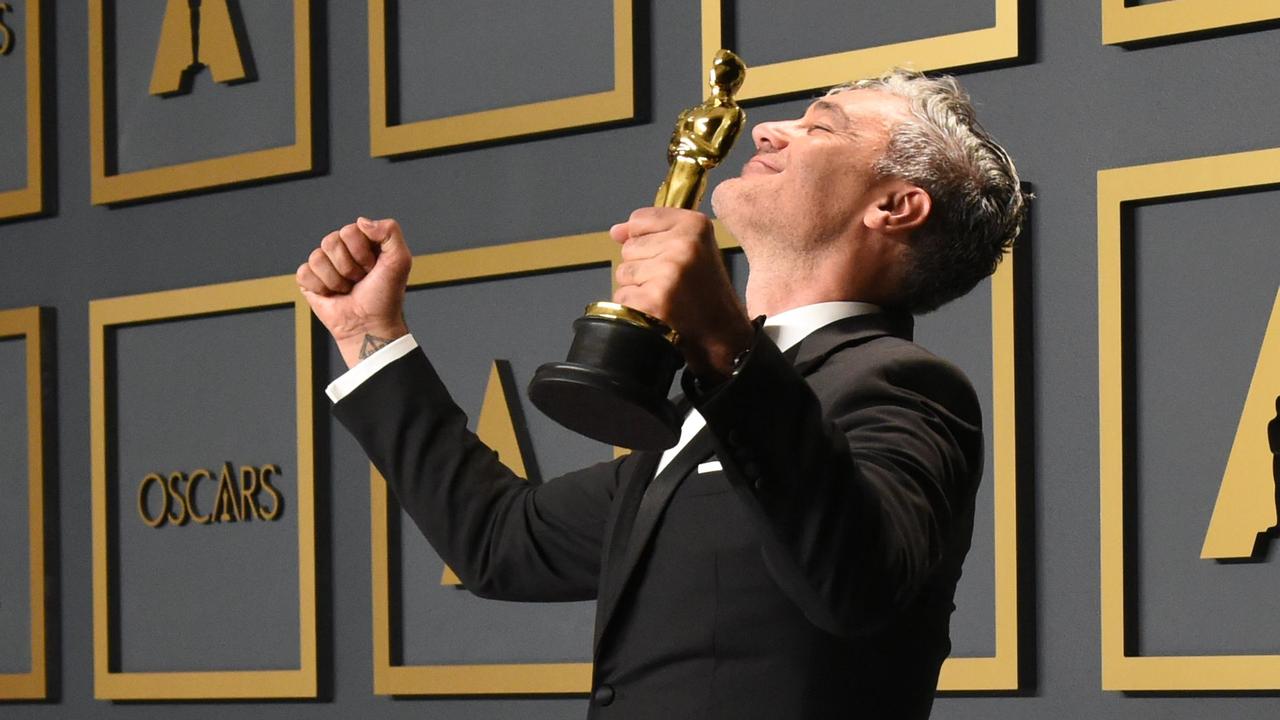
[89, 276, 317, 699]
[88, 1, 313, 204]
[367, 0, 634, 156]
[1098, 147, 1280, 691]
[0, 307, 47, 700]
[0, 0, 43, 220]
[937, 251, 1021, 691]
[1102, 0, 1280, 45]
[371, 470, 594, 694]
[700, 0, 1019, 101]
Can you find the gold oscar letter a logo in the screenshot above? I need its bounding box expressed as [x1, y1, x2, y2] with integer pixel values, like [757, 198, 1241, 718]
[150, 0, 250, 96]
[1201, 289, 1280, 559]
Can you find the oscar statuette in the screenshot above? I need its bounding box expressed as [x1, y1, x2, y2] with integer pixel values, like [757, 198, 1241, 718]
[528, 49, 747, 450]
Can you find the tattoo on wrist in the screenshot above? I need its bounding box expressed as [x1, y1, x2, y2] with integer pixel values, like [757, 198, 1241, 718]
[359, 334, 394, 359]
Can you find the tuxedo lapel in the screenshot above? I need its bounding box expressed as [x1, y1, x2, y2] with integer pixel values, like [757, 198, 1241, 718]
[594, 426, 716, 651]
[592, 448, 657, 650]
[597, 451, 658, 577]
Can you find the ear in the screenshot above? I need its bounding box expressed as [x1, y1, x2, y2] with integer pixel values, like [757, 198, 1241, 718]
[863, 183, 931, 235]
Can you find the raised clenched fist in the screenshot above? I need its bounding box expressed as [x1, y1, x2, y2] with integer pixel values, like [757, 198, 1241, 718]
[297, 217, 413, 368]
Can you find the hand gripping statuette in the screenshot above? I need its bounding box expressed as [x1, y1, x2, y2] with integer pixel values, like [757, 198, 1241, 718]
[529, 50, 747, 450]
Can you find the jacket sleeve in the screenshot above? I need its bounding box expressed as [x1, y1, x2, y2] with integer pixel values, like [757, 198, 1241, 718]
[688, 327, 984, 637]
[333, 347, 624, 602]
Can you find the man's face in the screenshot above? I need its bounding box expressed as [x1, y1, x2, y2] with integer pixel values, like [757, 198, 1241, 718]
[711, 88, 912, 254]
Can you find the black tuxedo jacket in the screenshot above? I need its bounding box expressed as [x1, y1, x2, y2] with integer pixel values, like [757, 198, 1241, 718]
[335, 311, 984, 719]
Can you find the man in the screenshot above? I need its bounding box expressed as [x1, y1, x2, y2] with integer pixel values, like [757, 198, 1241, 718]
[298, 69, 1025, 718]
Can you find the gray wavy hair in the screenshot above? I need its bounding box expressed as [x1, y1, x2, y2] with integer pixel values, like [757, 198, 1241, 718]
[831, 69, 1027, 313]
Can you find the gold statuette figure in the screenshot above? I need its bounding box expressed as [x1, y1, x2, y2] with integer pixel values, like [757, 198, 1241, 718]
[654, 49, 747, 209]
[529, 50, 748, 450]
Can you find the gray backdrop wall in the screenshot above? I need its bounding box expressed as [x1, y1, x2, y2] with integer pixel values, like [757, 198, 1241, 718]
[3, 0, 1280, 717]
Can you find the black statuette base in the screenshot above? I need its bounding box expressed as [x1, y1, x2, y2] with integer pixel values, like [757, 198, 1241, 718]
[529, 315, 683, 450]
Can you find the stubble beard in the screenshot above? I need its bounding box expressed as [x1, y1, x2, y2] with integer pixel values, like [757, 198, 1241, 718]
[713, 178, 788, 261]
[711, 177, 833, 276]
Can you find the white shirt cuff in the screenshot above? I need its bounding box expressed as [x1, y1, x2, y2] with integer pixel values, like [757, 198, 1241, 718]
[325, 334, 419, 403]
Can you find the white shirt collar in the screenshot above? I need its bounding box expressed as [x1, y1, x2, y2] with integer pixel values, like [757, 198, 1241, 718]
[762, 301, 881, 353]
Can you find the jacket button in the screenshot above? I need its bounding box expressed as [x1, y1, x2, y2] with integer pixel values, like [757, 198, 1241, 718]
[592, 684, 615, 706]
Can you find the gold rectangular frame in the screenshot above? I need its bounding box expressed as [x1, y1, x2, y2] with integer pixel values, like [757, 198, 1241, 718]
[89, 276, 317, 699]
[1098, 147, 1280, 690]
[1102, 0, 1280, 45]
[367, 0, 634, 156]
[937, 246, 1021, 691]
[0, 0, 43, 220]
[370, 226, 1020, 693]
[88, 0, 313, 204]
[0, 307, 47, 700]
[700, 0, 1019, 101]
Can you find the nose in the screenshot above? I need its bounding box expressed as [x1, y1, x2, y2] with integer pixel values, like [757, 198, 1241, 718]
[752, 119, 794, 152]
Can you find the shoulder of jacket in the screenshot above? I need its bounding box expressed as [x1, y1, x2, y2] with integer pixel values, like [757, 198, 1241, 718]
[817, 335, 978, 402]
